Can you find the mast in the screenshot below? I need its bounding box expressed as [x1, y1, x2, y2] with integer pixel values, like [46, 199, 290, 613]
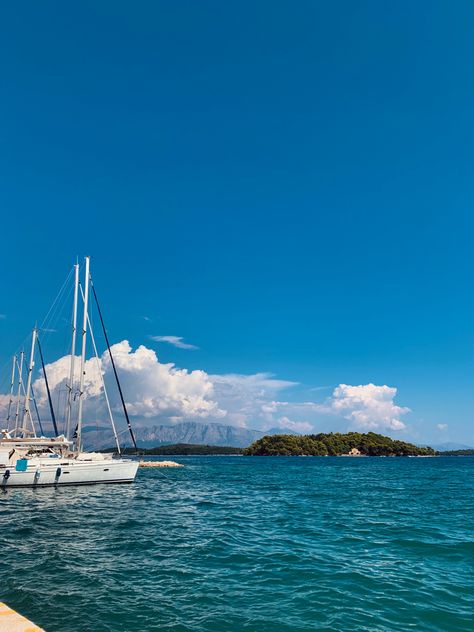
[65, 262, 79, 441]
[76, 256, 90, 453]
[13, 351, 24, 436]
[91, 279, 138, 451]
[22, 327, 37, 437]
[30, 384, 45, 436]
[80, 284, 121, 454]
[37, 335, 59, 436]
[6, 355, 16, 430]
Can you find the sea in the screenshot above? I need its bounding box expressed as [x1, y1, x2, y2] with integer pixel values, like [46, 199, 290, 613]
[1, 456, 473, 631]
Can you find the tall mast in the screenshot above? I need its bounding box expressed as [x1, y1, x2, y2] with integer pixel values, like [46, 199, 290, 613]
[22, 327, 37, 436]
[91, 280, 138, 451]
[76, 256, 90, 453]
[6, 355, 16, 430]
[37, 335, 59, 436]
[65, 262, 79, 441]
[80, 284, 121, 454]
[13, 352, 24, 436]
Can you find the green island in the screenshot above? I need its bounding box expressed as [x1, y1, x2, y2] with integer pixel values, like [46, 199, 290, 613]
[438, 449, 474, 456]
[243, 432, 436, 457]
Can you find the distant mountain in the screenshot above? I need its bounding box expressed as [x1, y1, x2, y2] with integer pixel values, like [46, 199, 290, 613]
[84, 421, 302, 450]
[430, 442, 474, 452]
[84, 421, 266, 449]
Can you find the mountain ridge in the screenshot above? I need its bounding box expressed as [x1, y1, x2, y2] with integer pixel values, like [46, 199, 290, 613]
[84, 421, 279, 449]
[424, 442, 473, 451]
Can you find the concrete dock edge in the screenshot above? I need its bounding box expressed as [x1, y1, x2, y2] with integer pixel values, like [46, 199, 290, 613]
[0, 602, 45, 631]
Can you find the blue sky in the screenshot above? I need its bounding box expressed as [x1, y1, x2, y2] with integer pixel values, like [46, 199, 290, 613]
[1, 1, 473, 444]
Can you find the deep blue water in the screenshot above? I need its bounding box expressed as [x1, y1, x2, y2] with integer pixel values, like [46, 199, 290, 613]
[1, 456, 473, 631]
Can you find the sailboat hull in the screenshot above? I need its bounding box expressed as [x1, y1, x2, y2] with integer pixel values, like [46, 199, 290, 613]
[0, 458, 139, 487]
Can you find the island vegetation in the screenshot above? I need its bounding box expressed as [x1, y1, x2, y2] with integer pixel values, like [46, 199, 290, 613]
[243, 432, 436, 457]
[438, 449, 474, 456]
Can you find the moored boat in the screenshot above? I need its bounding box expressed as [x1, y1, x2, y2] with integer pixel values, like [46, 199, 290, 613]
[0, 257, 139, 487]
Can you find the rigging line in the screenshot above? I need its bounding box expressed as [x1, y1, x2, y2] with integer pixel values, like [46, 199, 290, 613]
[149, 465, 170, 480]
[30, 384, 45, 436]
[15, 356, 36, 438]
[89, 278, 138, 452]
[39, 281, 74, 350]
[57, 384, 66, 437]
[0, 332, 31, 382]
[13, 353, 24, 437]
[40, 266, 74, 330]
[40, 281, 73, 346]
[79, 283, 122, 455]
[36, 335, 59, 437]
[40, 265, 73, 329]
[0, 269, 74, 391]
[6, 356, 16, 426]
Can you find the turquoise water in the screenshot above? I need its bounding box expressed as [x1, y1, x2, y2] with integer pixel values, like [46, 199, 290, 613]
[1, 456, 473, 631]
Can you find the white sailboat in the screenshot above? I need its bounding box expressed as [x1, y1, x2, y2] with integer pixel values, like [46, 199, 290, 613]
[0, 257, 139, 487]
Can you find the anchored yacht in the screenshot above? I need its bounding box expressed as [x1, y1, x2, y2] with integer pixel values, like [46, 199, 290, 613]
[0, 257, 139, 487]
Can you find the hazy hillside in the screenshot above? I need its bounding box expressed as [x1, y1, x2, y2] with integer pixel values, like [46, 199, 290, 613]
[429, 442, 473, 451]
[83, 421, 270, 449]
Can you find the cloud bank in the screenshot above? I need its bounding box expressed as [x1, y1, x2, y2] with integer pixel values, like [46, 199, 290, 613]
[0, 341, 411, 436]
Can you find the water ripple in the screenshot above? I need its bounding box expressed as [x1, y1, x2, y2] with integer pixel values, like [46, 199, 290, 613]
[1, 456, 473, 631]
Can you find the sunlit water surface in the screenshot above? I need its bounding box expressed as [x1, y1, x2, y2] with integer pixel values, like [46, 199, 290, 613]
[1, 456, 473, 631]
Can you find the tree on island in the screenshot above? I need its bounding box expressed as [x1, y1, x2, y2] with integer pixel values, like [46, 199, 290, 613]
[243, 432, 436, 457]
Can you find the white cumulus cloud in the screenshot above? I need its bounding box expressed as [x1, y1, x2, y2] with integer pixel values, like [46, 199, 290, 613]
[329, 383, 410, 431]
[436, 423, 448, 431]
[102, 341, 219, 418]
[29, 341, 222, 427]
[0, 340, 414, 439]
